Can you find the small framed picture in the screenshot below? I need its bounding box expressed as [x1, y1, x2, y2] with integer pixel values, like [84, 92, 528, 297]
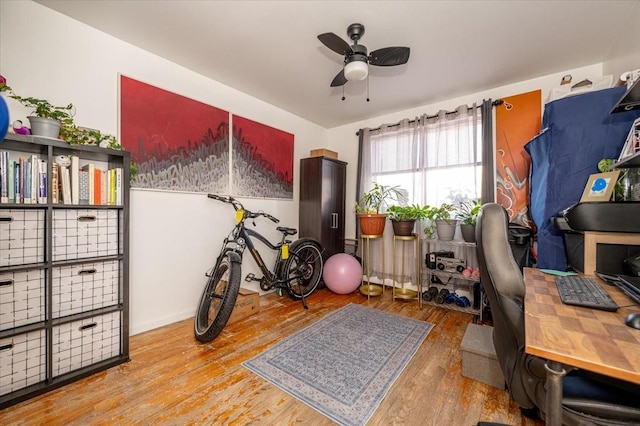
[580, 171, 621, 202]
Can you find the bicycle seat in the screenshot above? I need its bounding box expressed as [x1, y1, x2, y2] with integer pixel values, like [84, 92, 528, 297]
[277, 226, 298, 236]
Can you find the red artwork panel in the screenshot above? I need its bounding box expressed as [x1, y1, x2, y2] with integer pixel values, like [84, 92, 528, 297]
[120, 75, 230, 193]
[232, 115, 294, 199]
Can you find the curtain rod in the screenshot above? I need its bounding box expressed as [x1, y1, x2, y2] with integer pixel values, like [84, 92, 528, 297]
[355, 99, 504, 136]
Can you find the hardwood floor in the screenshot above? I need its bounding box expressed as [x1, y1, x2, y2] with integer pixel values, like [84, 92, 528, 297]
[0, 288, 544, 425]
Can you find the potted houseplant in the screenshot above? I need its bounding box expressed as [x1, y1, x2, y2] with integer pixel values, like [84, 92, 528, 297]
[386, 204, 430, 236]
[7, 94, 74, 139]
[457, 199, 481, 242]
[355, 183, 406, 236]
[424, 202, 458, 240]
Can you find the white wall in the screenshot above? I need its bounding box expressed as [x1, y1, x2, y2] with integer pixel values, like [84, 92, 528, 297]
[326, 63, 605, 239]
[602, 1, 640, 80]
[0, 1, 328, 335]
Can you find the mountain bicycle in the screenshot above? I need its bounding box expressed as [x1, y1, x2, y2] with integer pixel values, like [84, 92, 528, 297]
[194, 194, 324, 343]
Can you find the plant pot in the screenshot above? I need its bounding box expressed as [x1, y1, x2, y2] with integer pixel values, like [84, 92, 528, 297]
[435, 219, 458, 241]
[460, 224, 476, 243]
[357, 213, 386, 236]
[391, 219, 416, 236]
[28, 116, 61, 139]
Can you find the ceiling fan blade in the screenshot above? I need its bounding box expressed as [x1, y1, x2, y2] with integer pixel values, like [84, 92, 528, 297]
[369, 47, 410, 66]
[318, 32, 352, 56]
[330, 69, 348, 87]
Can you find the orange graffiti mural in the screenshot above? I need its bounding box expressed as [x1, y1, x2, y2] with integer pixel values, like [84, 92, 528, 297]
[495, 90, 541, 228]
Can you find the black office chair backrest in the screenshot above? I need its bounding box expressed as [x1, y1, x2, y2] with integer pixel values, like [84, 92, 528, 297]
[476, 203, 539, 410]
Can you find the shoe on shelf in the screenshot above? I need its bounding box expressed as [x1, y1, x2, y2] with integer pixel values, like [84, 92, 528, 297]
[456, 295, 471, 307]
[445, 292, 459, 304]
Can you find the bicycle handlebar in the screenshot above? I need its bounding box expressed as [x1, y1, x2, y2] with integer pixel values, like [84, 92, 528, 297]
[207, 193, 280, 224]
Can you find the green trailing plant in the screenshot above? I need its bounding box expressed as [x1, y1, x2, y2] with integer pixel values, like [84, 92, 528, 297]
[354, 183, 407, 214]
[386, 204, 431, 221]
[62, 125, 121, 150]
[456, 199, 482, 225]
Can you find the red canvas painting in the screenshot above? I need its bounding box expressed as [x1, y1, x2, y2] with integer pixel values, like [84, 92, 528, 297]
[232, 115, 294, 199]
[120, 75, 230, 193]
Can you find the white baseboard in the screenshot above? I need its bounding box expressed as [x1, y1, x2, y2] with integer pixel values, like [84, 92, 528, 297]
[130, 310, 194, 336]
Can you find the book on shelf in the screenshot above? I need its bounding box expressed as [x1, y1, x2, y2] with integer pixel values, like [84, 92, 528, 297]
[115, 167, 123, 205]
[70, 155, 79, 205]
[51, 162, 59, 204]
[109, 168, 116, 205]
[0, 151, 8, 203]
[94, 167, 102, 205]
[19, 157, 25, 204]
[38, 159, 47, 204]
[24, 161, 32, 204]
[79, 170, 90, 205]
[0, 149, 124, 205]
[8, 160, 15, 203]
[30, 154, 38, 204]
[81, 163, 95, 205]
[14, 160, 20, 204]
[101, 169, 108, 205]
[61, 165, 70, 205]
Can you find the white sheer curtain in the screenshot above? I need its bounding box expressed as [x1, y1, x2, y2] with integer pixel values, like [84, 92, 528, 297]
[358, 104, 482, 289]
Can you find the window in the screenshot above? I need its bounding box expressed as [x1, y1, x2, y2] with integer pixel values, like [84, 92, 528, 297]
[364, 106, 482, 208]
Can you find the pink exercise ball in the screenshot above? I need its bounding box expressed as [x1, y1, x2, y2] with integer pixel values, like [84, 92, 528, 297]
[323, 253, 362, 294]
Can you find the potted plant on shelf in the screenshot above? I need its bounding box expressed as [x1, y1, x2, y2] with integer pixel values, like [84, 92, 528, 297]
[386, 204, 431, 236]
[355, 183, 406, 236]
[456, 199, 481, 242]
[7, 94, 75, 139]
[424, 202, 458, 240]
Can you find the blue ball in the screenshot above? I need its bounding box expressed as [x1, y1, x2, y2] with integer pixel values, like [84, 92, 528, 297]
[0, 97, 8, 142]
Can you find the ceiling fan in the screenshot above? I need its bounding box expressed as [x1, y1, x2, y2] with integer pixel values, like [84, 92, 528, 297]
[318, 23, 410, 87]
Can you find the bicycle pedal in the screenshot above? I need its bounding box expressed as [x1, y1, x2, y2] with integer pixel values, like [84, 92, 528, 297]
[245, 273, 258, 282]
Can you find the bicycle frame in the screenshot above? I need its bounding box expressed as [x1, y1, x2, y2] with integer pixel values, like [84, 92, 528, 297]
[215, 215, 292, 289]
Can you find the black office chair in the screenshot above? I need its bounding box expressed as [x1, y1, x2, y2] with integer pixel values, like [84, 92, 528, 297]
[476, 202, 640, 425]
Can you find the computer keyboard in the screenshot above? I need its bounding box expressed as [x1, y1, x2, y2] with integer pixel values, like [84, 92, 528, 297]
[555, 275, 619, 312]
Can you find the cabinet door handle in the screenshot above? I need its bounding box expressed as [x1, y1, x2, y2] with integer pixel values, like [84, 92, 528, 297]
[78, 269, 97, 276]
[78, 215, 97, 222]
[0, 216, 13, 222]
[79, 322, 98, 331]
[0, 279, 14, 287]
[331, 213, 338, 229]
[0, 343, 13, 352]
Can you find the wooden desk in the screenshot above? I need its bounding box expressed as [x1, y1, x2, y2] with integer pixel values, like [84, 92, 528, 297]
[583, 231, 640, 276]
[524, 267, 640, 425]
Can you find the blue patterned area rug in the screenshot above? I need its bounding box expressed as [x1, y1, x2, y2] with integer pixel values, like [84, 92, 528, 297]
[242, 303, 434, 426]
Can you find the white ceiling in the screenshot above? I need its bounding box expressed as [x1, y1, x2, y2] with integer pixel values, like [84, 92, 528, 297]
[36, 0, 639, 129]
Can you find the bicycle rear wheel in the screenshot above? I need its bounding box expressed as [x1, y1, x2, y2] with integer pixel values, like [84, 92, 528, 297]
[283, 240, 323, 299]
[194, 253, 241, 342]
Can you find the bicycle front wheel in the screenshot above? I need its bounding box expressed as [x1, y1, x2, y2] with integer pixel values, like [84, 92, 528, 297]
[194, 253, 241, 343]
[283, 240, 323, 299]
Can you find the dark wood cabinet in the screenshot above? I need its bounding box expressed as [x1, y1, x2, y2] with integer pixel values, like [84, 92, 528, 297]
[299, 156, 347, 260]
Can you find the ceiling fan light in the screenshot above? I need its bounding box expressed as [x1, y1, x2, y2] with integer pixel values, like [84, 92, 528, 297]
[344, 60, 368, 81]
